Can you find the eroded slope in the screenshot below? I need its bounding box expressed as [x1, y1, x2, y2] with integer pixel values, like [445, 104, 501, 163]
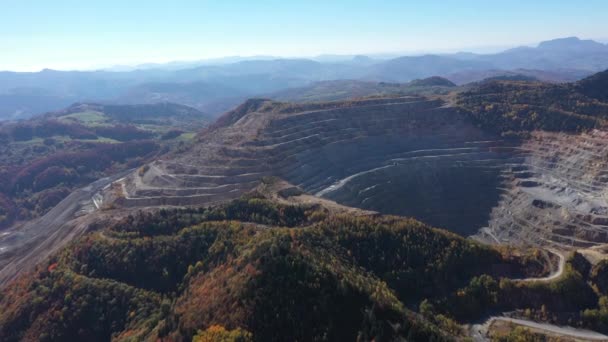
[112, 96, 522, 236]
[110, 73, 608, 249]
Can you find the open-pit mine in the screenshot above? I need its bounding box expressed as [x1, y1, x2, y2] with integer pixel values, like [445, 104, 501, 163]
[4, 80, 608, 289]
[107, 96, 608, 249]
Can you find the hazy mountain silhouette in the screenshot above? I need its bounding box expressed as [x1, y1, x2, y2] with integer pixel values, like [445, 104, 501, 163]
[0, 37, 606, 120]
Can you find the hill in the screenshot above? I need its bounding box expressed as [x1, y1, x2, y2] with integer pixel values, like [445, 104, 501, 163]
[4, 70, 608, 340]
[50, 102, 211, 129]
[446, 68, 592, 85]
[90, 69, 608, 251]
[269, 78, 454, 103]
[365, 55, 491, 82]
[116, 82, 250, 115]
[456, 71, 608, 133]
[576, 69, 608, 102]
[0, 102, 207, 229]
[407, 76, 456, 87]
[490, 37, 608, 70]
[0, 187, 553, 341]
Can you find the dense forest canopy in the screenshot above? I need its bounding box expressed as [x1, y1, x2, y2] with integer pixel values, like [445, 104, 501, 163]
[457, 71, 608, 134]
[4, 194, 601, 342]
[0, 103, 206, 228]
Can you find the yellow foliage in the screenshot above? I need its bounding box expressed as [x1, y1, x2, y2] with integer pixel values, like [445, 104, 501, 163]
[192, 325, 252, 342]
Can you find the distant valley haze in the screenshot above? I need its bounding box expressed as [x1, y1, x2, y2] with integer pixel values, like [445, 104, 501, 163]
[1, 0, 608, 120]
[1, 35, 607, 120]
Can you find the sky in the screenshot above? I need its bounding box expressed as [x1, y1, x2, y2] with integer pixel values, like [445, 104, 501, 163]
[1, 0, 608, 71]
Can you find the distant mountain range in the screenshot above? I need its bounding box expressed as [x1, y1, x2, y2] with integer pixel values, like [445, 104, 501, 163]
[0, 37, 607, 120]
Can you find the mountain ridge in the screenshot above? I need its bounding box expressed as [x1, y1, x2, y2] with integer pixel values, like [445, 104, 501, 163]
[1, 37, 606, 120]
[4, 70, 608, 340]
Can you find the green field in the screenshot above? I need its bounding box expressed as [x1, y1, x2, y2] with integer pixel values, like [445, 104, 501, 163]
[12, 135, 121, 146]
[58, 111, 109, 126]
[177, 132, 196, 141]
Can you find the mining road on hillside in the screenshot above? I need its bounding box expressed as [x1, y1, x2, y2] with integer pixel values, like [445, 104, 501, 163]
[0, 170, 132, 288]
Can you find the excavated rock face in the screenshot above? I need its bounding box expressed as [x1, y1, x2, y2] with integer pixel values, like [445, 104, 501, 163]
[260, 100, 519, 236]
[110, 96, 608, 247]
[477, 130, 608, 248]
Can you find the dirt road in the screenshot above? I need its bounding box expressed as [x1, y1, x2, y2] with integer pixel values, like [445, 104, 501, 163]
[472, 317, 608, 341]
[0, 170, 131, 288]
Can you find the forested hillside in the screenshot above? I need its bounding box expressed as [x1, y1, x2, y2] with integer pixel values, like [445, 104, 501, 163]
[0, 193, 552, 342]
[0, 103, 206, 228]
[457, 71, 608, 134]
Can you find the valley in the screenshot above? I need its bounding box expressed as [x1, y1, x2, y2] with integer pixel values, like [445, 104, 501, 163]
[0, 102, 208, 230]
[1, 37, 607, 121]
[4, 2, 608, 340]
[2, 69, 608, 341]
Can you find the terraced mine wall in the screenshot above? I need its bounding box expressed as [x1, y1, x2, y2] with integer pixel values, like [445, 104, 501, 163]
[263, 101, 521, 236]
[113, 97, 608, 247]
[115, 98, 518, 236]
[477, 130, 608, 248]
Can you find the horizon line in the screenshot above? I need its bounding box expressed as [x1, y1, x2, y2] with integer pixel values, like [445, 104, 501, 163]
[3, 35, 606, 73]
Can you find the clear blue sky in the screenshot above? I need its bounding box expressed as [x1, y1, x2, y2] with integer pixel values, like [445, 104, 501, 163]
[2, 0, 607, 71]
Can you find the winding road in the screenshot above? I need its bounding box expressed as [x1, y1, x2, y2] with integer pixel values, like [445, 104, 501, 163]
[515, 248, 565, 283]
[472, 249, 608, 341]
[472, 317, 608, 341]
[485, 317, 608, 341]
[0, 166, 604, 341]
